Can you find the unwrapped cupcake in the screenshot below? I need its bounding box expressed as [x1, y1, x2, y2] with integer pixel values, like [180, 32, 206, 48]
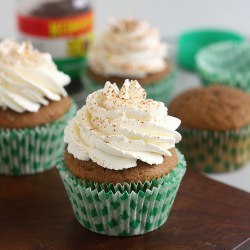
[169, 85, 250, 172]
[57, 79, 186, 236]
[81, 17, 175, 103]
[0, 39, 77, 175]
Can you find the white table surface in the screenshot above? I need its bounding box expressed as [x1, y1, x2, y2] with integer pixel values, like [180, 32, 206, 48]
[72, 44, 250, 193]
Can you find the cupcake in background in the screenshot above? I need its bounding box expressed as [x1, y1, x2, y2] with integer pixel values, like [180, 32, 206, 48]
[57, 80, 186, 236]
[0, 39, 77, 175]
[168, 85, 250, 173]
[81, 17, 175, 103]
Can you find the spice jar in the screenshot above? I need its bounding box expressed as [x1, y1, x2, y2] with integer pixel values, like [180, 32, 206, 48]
[16, 0, 94, 93]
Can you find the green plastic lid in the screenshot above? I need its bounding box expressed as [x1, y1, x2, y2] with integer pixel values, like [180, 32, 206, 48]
[177, 28, 245, 70]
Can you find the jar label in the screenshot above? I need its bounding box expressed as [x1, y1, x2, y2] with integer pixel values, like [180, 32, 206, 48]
[17, 11, 93, 38]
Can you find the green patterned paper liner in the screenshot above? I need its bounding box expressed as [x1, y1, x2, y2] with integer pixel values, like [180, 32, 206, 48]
[0, 101, 77, 176]
[56, 150, 186, 236]
[80, 68, 176, 104]
[196, 41, 250, 92]
[178, 125, 250, 173]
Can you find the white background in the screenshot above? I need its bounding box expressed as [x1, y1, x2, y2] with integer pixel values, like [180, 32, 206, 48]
[0, 0, 250, 192]
[0, 0, 249, 38]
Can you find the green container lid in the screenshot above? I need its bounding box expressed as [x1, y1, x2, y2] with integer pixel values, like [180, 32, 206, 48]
[196, 41, 250, 92]
[177, 29, 245, 70]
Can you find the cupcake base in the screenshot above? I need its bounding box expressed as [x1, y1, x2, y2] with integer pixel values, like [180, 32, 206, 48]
[178, 126, 250, 172]
[0, 101, 77, 175]
[56, 150, 186, 236]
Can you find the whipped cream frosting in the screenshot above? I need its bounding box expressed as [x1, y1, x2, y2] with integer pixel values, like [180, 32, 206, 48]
[88, 18, 168, 78]
[65, 80, 181, 170]
[0, 39, 70, 113]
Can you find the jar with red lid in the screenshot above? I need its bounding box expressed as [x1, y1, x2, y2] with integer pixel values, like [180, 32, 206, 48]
[16, 0, 94, 93]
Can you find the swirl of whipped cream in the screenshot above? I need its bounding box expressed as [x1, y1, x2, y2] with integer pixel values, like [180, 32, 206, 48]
[88, 17, 168, 78]
[0, 39, 70, 113]
[65, 80, 181, 170]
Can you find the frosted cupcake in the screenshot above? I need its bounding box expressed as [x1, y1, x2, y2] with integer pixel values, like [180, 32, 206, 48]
[57, 80, 186, 236]
[0, 39, 76, 175]
[81, 17, 175, 103]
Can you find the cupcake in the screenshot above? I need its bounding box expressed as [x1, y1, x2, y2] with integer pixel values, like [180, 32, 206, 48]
[81, 17, 175, 103]
[57, 80, 186, 236]
[0, 39, 77, 175]
[196, 41, 250, 92]
[168, 85, 250, 173]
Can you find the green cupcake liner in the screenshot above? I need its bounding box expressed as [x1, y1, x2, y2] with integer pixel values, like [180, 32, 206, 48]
[196, 41, 250, 92]
[0, 101, 77, 176]
[80, 68, 176, 104]
[177, 29, 244, 70]
[56, 149, 186, 236]
[178, 125, 250, 173]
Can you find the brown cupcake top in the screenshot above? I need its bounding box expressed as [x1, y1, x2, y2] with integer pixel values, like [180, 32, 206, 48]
[0, 97, 71, 129]
[87, 60, 171, 86]
[168, 85, 250, 131]
[64, 148, 178, 184]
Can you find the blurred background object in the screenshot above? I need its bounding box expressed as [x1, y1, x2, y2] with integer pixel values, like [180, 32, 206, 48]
[196, 41, 250, 91]
[1, 0, 249, 39]
[177, 29, 244, 70]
